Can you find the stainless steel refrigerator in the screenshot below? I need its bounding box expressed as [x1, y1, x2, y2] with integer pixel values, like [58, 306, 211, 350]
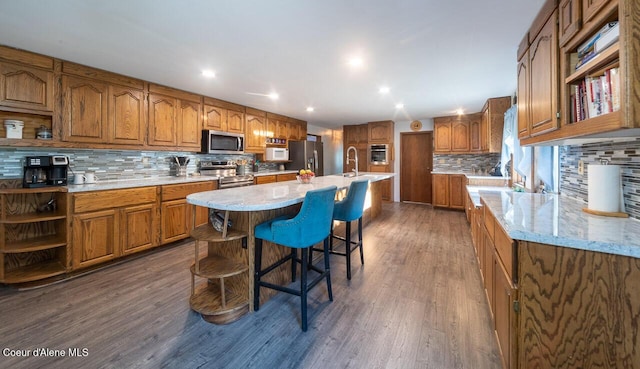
[287, 140, 324, 176]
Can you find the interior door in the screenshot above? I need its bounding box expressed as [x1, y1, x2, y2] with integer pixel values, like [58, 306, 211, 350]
[400, 132, 433, 203]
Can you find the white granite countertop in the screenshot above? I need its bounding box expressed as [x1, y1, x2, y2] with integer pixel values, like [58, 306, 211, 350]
[479, 190, 640, 258]
[466, 185, 513, 207]
[187, 172, 395, 211]
[66, 176, 217, 193]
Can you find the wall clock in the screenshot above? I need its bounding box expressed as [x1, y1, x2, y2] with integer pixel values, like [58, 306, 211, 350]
[410, 120, 422, 131]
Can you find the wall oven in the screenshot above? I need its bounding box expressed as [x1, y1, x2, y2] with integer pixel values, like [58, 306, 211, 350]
[369, 144, 389, 165]
[201, 130, 244, 154]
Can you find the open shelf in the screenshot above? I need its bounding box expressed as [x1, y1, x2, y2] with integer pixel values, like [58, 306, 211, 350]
[191, 255, 248, 279]
[565, 42, 619, 84]
[190, 282, 249, 324]
[190, 224, 247, 242]
[0, 187, 67, 195]
[2, 234, 67, 253]
[1, 210, 67, 224]
[2, 259, 66, 284]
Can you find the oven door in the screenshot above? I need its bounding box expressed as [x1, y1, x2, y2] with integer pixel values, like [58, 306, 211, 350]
[370, 144, 389, 165]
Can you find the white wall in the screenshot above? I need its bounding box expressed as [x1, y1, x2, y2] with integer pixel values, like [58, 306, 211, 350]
[392, 119, 434, 202]
[307, 124, 343, 175]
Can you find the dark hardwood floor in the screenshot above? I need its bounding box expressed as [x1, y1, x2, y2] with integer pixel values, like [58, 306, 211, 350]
[0, 203, 501, 369]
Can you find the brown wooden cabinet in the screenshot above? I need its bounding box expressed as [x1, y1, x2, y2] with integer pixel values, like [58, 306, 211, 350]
[245, 108, 267, 153]
[254, 175, 276, 184]
[276, 173, 297, 182]
[470, 116, 482, 152]
[559, 0, 582, 46]
[368, 120, 394, 143]
[432, 174, 465, 209]
[0, 60, 55, 114]
[481, 97, 511, 153]
[434, 114, 483, 154]
[434, 120, 452, 152]
[368, 165, 392, 202]
[203, 97, 245, 134]
[108, 84, 146, 145]
[160, 181, 216, 244]
[582, 0, 608, 23]
[71, 186, 158, 270]
[148, 84, 201, 150]
[517, 49, 531, 138]
[451, 120, 470, 152]
[0, 185, 68, 284]
[61, 75, 109, 143]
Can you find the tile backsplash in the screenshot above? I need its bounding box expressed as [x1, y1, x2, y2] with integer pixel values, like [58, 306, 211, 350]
[560, 138, 640, 220]
[433, 153, 501, 174]
[0, 148, 262, 181]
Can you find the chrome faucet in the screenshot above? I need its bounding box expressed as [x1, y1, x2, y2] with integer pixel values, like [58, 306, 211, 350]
[346, 146, 359, 177]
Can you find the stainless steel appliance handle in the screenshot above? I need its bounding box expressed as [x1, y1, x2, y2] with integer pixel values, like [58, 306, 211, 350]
[313, 150, 318, 171]
[237, 137, 241, 151]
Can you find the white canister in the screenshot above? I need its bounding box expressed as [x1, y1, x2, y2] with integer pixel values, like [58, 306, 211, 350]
[85, 172, 97, 183]
[4, 120, 24, 139]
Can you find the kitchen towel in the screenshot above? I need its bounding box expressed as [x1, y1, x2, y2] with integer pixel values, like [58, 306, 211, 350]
[588, 164, 623, 213]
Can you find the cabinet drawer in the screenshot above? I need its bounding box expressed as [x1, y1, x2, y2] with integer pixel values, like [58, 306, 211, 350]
[73, 187, 157, 213]
[161, 181, 215, 201]
[495, 223, 515, 282]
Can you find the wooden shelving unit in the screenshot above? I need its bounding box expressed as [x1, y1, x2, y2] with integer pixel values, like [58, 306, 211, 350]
[189, 210, 249, 324]
[0, 183, 69, 284]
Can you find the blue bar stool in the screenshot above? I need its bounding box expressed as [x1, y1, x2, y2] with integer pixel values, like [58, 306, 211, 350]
[310, 179, 369, 280]
[254, 186, 337, 331]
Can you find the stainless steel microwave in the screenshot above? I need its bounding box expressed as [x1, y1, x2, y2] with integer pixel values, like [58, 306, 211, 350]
[201, 130, 245, 154]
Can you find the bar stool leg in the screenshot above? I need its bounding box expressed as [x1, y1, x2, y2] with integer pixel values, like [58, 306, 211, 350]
[254, 238, 263, 311]
[301, 247, 309, 332]
[358, 217, 364, 265]
[291, 248, 297, 282]
[345, 221, 352, 280]
[323, 237, 333, 301]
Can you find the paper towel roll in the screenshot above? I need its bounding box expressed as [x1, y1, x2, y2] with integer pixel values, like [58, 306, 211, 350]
[588, 164, 622, 213]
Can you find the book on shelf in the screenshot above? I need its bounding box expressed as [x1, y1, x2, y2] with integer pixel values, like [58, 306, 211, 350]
[575, 21, 619, 70]
[570, 66, 620, 123]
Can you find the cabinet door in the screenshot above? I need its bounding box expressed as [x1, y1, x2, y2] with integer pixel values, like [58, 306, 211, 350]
[0, 61, 55, 112]
[161, 199, 191, 244]
[245, 114, 266, 152]
[369, 165, 392, 201]
[582, 0, 608, 23]
[62, 75, 108, 143]
[194, 205, 209, 228]
[344, 125, 357, 146]
[227, 109, 244, 133]
[298, 120, 307, 139]
[287, 120, 299, 140]
[120, 204, 157, 256]
[471, 114, 483, 152]
[276, 173, 297, 182]
[434, 121, 451, 152]
[451, 120, 470, 152]
[108, 85, 145, 145]
[72, 210, 118, 269]
[517, 52, 530, 139]
[432, 174, 449, 207]
[528, 10, 559, 137]
[484, 240, 496, 321]
[148, 93, 178, 146]
[203, 105, 226, 131]
[368, 121, 393, 143]
[495, 258, 517, 369]
[255, 175, 276, 184]
[178, 99, 201, 148]
[559, 0, 582, 46]
[449, 174, 466, 209]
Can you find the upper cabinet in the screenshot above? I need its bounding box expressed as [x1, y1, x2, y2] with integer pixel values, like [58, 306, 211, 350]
[434, 113, 484, 154]
[148, 84, 201, 150]
[203, 97, 245, 134]
[518, 0, 560, 141]
[344, 124, 368, 146]
[481, 96, 512, 153]
[61, 62, 146, 146]
[368, 120, 394, 143]
[518, 0, 640, 145]
[245, 108, 267, 153]
[0, 46, 55, 115]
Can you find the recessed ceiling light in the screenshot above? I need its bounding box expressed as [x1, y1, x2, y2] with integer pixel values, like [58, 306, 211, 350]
[268, 92, 279, 100]
[379, 86, 390, 94]
[395, 103, 404, 109]
[306, 107, 315, 112]
[347, 57, 364, 68]
[456, 108, 464, 115]
[201, 70, 216, 78]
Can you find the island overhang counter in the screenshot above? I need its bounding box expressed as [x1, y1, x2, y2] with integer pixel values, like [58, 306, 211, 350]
[186, 173, 394, 323]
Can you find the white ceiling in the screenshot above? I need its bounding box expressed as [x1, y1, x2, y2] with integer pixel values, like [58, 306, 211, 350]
[0, 0, 545, 129]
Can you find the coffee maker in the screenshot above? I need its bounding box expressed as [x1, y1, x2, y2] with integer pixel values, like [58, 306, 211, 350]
[23, 156, 69, 188]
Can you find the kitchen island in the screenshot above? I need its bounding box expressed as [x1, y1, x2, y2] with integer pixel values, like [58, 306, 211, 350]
[185, 172, 394, 323]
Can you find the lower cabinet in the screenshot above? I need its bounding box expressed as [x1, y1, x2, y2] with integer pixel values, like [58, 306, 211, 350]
[254, 173, 298, 185]
[369, 165, 393, 201]
[160, 181, 216, 244]
[494, 255, 516, 369]
[432, 174, 465, 209]
[71, 187, 158, 270]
